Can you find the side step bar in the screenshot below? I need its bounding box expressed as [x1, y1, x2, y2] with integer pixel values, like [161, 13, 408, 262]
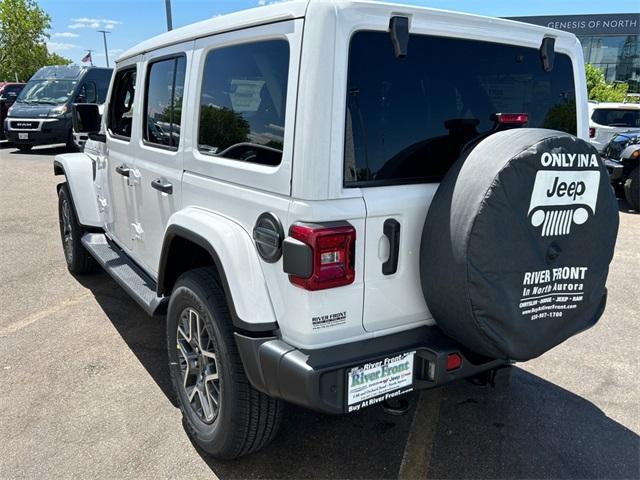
[81, 233, 167, 315]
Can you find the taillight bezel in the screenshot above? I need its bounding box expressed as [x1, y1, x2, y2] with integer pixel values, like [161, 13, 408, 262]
[284, 222, 356, 291]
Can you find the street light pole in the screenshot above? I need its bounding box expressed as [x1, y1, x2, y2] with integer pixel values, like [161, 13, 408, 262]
[97, 30, 111, 67]
[165, 0, 173, 31]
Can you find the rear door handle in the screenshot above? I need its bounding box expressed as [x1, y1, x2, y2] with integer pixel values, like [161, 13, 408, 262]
[151, 178, 173, 194]
[115, 164, 130, 177]
[382, 218, 400, 275]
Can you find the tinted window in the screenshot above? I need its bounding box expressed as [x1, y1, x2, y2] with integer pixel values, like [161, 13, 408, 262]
[108, 68, 136, 139]
[4, 85, 23, 95]
[77, 82, 97, 103]
[345, 32, 577, 186]
[198, 40, 289, 166]
[591, 108, 640, 128]
[145, 56, 186, 148]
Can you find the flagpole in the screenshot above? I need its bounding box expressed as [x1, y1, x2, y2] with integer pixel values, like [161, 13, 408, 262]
[165, 0, 173, 31]
[97, 30, 111, 67]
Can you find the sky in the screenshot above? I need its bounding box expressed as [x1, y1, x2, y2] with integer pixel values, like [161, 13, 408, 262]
[40, 0, 640, 67]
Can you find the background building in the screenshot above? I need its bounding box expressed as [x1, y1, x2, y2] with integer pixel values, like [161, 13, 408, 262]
[510, 13, 640, 93]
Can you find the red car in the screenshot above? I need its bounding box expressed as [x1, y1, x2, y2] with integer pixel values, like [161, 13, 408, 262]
[0, 82, 26, 141]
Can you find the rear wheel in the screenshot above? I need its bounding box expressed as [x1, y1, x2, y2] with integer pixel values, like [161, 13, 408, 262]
[167, 267, 282, 459]
[57, 184, 98, 274]
[624, 166, 639, 212]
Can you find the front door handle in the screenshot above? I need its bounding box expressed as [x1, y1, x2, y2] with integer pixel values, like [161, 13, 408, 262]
[115, 164, 131, 177]
[151, 178, 173, 194]
[382, 218, 400, 275]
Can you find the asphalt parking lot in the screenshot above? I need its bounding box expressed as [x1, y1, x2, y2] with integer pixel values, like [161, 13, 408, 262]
[1, 144, 638, 479]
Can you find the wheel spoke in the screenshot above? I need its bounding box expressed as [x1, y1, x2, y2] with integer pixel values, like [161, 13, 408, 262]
[195, 310, 205, 351]
[196, 385, 215, 422]
[205, 380, 219, 409]
[176, 307, 221, 424]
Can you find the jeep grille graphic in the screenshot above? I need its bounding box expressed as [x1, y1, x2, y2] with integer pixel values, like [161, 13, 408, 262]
[541, 209, 573, 237]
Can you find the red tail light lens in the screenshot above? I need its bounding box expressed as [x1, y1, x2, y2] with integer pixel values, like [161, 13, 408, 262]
[589, 127, 596, 138]
[289, 223, 355, 290]
[494, 113, 529, 125]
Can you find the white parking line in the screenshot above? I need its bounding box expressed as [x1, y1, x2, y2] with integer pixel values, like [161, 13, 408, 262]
[398, 390, 442, 479]
[0, 292, 91, 337]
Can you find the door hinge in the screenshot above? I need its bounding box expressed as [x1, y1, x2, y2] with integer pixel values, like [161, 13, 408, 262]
[97, 195, 108, 212]
[131, 222, 144, 241]
[96, 155, 107, 170]
[127, 169, 141, 187]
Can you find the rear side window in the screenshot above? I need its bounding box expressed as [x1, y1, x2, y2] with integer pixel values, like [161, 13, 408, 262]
[344, 32, 577, 186]
[144, 56, 186, 149]
[198, 39, 289, 166]
[591, 108, 640, 128]
[108, 68, 137, 139]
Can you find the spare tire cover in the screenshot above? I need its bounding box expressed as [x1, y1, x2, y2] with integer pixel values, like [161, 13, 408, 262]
[420, 128, 619, 361]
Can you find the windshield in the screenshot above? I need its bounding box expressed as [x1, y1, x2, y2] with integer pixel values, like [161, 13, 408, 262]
[591, 108, 640, 128]
[344, 31, 577, 186]
[17, 79, 77, 105]
[604, 132, 640, 159]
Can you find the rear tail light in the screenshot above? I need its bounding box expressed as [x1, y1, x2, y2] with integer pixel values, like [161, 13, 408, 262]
[589, 127, 596, 138]
[287, 223, 356, 290]
[493, 113, 529, 125]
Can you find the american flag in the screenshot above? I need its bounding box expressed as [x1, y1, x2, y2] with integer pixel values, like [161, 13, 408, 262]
[81, 52, 92, 65]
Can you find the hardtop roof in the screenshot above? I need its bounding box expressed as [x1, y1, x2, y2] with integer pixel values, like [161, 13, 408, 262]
[117, 0, 579, 63]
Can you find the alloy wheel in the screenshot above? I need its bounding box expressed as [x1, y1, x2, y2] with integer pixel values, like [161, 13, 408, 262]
[177, 307, 221, 423]
[60, 197, 74, 263]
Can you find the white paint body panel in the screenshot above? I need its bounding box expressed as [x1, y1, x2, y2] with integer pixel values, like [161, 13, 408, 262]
[54, 153, 101, 227]
[63, 0, 588, 350]
[166, 207, 279, 327]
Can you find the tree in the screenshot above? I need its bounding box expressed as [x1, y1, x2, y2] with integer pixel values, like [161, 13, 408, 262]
[585, 64, 628, 103]
[0, 0, 71, 82]
[198, 106, 250, 152]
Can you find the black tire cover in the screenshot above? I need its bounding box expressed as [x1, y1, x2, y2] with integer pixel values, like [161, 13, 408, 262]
[420, 128, 619, 361]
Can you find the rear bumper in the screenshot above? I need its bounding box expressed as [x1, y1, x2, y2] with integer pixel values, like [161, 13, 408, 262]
[235, 325, 505, 414]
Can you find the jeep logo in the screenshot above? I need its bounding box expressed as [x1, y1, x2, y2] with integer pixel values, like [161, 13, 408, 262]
[529, 170, 600, 237]
[546, 177, 586, 200]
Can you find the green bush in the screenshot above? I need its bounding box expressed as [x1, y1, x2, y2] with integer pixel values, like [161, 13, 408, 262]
[585, 64, 629, 103]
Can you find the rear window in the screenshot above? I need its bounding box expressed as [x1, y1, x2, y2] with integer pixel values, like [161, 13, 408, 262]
[591, 108, 640, 128]
[344, 31, 577, 186]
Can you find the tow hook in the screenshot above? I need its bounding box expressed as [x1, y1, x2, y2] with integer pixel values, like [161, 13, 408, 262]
[381, 397, 410, 416]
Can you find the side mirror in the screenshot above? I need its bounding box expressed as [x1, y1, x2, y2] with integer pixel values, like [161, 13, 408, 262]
[73, 103, 102, 135]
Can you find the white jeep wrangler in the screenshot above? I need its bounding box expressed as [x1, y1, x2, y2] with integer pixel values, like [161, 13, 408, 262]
[55, 0, 619, 459]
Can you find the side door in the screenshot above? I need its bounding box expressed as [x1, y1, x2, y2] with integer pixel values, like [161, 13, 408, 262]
[133, 44, 191, 276]
[104, 58, 141, 254]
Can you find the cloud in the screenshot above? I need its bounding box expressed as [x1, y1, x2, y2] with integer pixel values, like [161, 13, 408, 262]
[47, 41, 80, 52]
[94, 48, 124, 58]
[68, 17, 122, 30]
[258, 0, 291, 5]
[52, 32, 79, 38]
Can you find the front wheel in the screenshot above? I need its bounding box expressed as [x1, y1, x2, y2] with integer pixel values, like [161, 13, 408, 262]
[167, 267, 283, 459]
[624, 166, 639, 212]
[58, 184, 98, 274]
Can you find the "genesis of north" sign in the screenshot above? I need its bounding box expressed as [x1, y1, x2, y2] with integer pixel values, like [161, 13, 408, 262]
[508, 13, 640, 36]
